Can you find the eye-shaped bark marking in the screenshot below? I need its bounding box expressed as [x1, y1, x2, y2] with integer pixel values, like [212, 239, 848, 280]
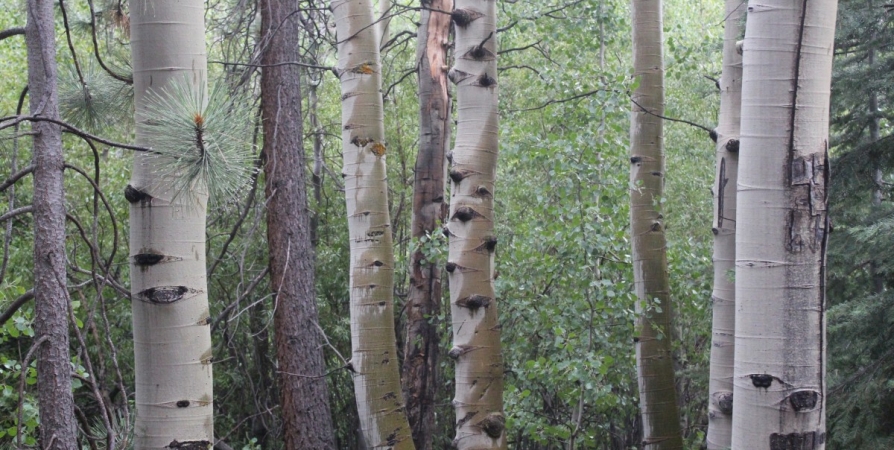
[133, 253, 164, 266]
[448, 68, 473, 85]
[750, 374, 775, 388]
[726, 138, 740, 152]
[769, 431, 818, 450]
[787, 390, 819, 412]
[124, 185, 152, 204]
[136, 286, 191, 304]
[711, 391, 733, 415]
[452, 206, 484, 222]
[176, 400, 190, 408]
[448, 345, 474, 359]
[451, 8, 484, 27]
[475, 73, 497, 88]
[456, 294, 492, 310]
[479, 412, 505, 439]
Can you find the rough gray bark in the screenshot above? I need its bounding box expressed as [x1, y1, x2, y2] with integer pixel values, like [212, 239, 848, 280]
[27, 0, 78, 447]
[260, 1, 337, 447]
[732, 0, 837, 448]
[628, 0, 683, 448]
[401, 0, 452, 447]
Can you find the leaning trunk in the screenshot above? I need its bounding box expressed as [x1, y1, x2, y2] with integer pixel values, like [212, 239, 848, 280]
[732, 1, 836, 448]
[628, 0, 683, 448]
[128, 1, 214, 447]
[705, 1, 743, 448]
[27, 0, 78, 447]
[401, 0, 452, 447]
[260, 1, 337, 447]
[331, 0, 414, 446]
[446, 0, 506, 447]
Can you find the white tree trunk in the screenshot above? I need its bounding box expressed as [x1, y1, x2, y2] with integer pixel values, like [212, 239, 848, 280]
[732, 1, 837, 448]
[629, 0, 683, 448]
[447, 0, 506, 447]
[331, 0, 414, 447]
[128, 2, 214, 448]
[705, 1, 743, 448]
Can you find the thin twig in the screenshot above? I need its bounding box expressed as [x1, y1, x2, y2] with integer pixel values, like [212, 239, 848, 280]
[0, 115, 151, 152]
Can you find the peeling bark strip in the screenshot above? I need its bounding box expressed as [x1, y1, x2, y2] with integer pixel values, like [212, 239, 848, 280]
[628, 0, 684, 448]
[403, 5, 453, 431]
[731, 0, 836, 448]
[332, 0, 414, 446]
[129, 1, 215, 446]
[447, 0, 505, 447]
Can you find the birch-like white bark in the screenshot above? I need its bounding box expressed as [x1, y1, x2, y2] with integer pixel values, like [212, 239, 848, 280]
[629, 1, 683, 448]
[447, 0, 506, 447]
[705, 1, 743, 447]
[732, 1, 836, 448]
[128, 2, 214, 448]
[331, 0, 414, 447]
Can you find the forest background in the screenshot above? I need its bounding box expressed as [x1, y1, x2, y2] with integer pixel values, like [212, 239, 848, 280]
[0, 0, 889, 448]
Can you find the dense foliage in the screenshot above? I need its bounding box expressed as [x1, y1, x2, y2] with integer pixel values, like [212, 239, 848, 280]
[0, 0, 886, 448]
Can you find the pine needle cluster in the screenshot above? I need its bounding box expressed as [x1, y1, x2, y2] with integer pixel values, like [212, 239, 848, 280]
[138, 77, 254, 205]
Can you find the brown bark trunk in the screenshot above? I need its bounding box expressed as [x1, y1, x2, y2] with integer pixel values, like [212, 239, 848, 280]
[401, 0, 452, 448]
[260, 1, 337, 447]
[27, 0, 78, 447]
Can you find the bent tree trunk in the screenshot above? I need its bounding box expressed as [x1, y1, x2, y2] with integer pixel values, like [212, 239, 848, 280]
[128, 1, 214, 447]
[732, 1, 836, 448]
[331, 0, 414, 446]
[401, 0, 452, 448]
[27, 0, 78, 447]
[628, 0, 683, 448]
[260, 0, 337, 447]
[705, 0, 743, 448]
[447, 0, 506, 447]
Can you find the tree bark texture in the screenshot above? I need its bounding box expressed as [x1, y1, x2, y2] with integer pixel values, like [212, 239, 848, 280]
[447, 0, 506, 447]
[732, 1, 836, 448]
[401, 0, 452, 448]
[331, 0, 415, 447]
[705, 1, 743, 448]
[128, 1, 214, 447]
[27, 0, 78, 447]
[260, 1, 337, 447]
[629, 0, 684, 448]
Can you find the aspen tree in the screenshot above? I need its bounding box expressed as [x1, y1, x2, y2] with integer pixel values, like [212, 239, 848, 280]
[705, 0, 743, 447]
[331, 0, 414, 446]
[128, 1, 214, 447]
[629, 0, 684, 448]
[732, 1, 836, 448]
[446, 0, 506, 447]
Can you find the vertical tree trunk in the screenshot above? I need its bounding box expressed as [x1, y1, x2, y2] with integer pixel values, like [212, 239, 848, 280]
[27, 0, 78, 447]
[705, 1, 743, 448]
[628, 1, 683, 448]
[401, 0, 452, 448]
[732, 1, 836, 448]
[446, 0, 505, 447]
[259, 1, 337, 447]
[128, 1, 214, 447]
[331, 0, 414, 447]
